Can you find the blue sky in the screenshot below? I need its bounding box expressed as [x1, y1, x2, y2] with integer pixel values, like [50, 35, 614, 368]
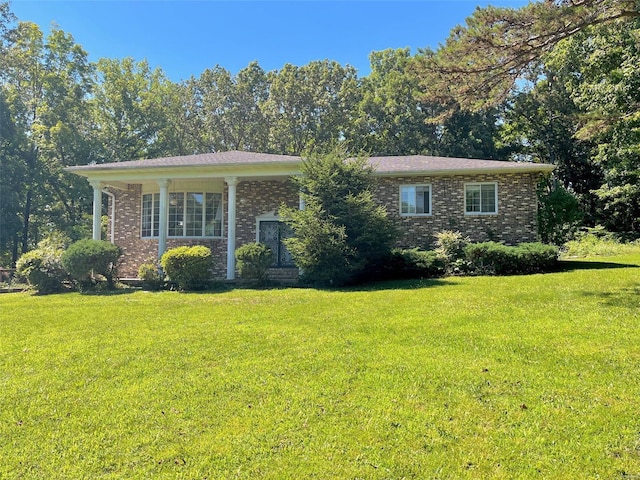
[10, 0, 528, 81]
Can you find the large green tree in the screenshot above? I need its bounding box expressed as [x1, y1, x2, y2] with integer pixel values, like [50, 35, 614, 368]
[188, 62, 269, 153]
[412, 0, 640, 120]
[1, 17, 95, 260]
[91, 57, 175, 162]
[281, 149, 396, 286]
[263, 61, 359, 155]
[347, 48, 437, 156]
[547, 19, 640, 231]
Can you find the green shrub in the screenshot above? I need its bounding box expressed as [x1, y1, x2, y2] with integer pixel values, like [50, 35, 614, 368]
[160, 245, 212, 291]
[465, 242, 558, 275]
[137, 261, 163, 291]
[280, 148, 397, 287]
[434, 230, 471, 274]
[515, 242, 559, 273]
[385, 248, 446, 279]
[538, 184, 584, 245]
[235, 242, 273, 285]
[16, 244, 67, 294]
[61, 239, 122, 291]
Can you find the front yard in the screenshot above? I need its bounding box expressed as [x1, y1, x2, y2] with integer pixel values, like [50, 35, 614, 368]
[1, 253, 639, 478]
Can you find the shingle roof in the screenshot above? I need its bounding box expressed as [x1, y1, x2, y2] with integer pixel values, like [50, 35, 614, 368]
[67, 150, 300, 171]
[368, 155, 554, 174]
[67, 150, 554, 175]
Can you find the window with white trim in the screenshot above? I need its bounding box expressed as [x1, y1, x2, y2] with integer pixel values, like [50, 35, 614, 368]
[465, 183, 497, 214]
[141, 192, 223, 238]
[141, 193, 160, 237]
[400, 185, 432, 215]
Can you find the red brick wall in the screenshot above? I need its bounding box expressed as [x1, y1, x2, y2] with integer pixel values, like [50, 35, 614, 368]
[107, 180, 299, 279]
[107, 173, 540, 279]
[375, 172, 540, 249]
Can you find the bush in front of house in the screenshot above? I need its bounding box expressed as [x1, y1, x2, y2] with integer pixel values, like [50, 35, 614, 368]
[465, 242, 558, 275]
[384, 248, 446, 280]
[137, 261, 163, 291]
[160, 245, 212, 291]
[435, 230, 472, 275]
[235, 242, 273, 285]
[61, 239, 122, 291]
[16, 240, 68, 294]
[280, 148, 397, 286]
[515, 242, 560, 273]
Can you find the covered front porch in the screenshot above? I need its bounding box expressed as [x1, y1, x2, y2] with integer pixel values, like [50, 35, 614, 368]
[67, 151, 306, 280]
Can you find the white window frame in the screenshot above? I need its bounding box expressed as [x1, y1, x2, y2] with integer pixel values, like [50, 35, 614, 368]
[400, 184, 432, 216]
[464, 182, 498, 215]
[141, 191, 224, 239]
[141, 193, 160, 238]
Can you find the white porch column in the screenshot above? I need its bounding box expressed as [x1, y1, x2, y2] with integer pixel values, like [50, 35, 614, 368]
[225, 176, 239, 280]
[157, 179, 171, 262]
[89, 180, 103, 241]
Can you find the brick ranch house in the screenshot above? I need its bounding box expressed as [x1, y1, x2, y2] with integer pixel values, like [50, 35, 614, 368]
[67, 150, 554, 280]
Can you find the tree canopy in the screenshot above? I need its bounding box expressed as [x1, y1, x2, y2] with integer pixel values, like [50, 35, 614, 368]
[411, 0, 640, 120]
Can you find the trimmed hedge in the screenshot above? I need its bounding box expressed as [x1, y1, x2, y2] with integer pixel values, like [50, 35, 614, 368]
[61, 239, 122, 290]
[465, 242, 558, 275]
[384, 248, 446, 279]
[235, 242, 273, 285]
[160, 245, 212, 291]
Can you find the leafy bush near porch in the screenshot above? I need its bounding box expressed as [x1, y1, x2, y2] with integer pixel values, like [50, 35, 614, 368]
[137, 261, 163, 291]
[465, 241, 558, 275]
[61, 239, 122, 291]
[160, 246, 212, 291]
[235, 242, 273, 285]
[15, 240, 67, 294]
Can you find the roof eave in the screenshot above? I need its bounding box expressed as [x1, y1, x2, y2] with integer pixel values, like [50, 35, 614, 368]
[375, 165, 556, 177]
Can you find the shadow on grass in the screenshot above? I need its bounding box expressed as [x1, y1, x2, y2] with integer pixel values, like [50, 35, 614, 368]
[343, 277, 454, 292]
[79, 287, 140, 296]
[581, 284, 640, 310]
[557, 259, 639, 272]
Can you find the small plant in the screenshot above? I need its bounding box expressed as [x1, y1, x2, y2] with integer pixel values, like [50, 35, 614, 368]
[137, 261, 163, 291]
[16, 242, 68, 294]
[235, 242, 273, 285]
[435, 230, 471, 274]
[61, 239, 122, 291]
[160, 245, 212, 291]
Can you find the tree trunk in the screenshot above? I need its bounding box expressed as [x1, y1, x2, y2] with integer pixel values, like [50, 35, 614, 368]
[21, 188, 32, 255]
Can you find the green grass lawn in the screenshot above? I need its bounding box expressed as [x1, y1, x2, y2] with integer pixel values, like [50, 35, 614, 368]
[1, 253, 640, 479]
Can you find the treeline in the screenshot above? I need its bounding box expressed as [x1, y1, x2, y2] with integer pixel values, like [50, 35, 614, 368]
[1, 2, 638, 265]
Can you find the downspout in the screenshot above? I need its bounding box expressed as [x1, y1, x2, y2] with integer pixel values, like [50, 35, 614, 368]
[102, 189, 115, 243]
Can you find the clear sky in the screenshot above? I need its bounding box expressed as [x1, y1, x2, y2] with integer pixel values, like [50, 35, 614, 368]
[10, 0, 528, 81]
